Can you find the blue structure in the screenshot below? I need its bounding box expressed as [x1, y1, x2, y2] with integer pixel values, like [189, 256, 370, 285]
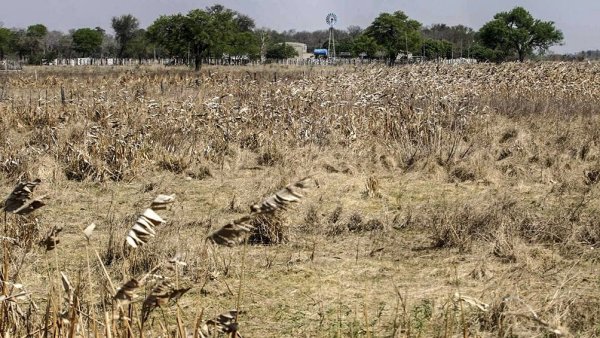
[313, 49, 328, 57]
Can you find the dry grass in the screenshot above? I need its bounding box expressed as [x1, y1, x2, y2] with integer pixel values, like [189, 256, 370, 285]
[1, 62, 600, 337]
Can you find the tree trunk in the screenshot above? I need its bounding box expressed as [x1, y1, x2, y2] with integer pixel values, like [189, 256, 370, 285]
[194, 56, 202, 71]
[388, 53, 397, 66]
[517, 45, 525, 62]
[194, 45, 204, 71]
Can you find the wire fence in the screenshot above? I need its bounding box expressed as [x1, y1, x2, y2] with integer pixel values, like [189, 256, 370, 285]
[1, 56, 479, 70]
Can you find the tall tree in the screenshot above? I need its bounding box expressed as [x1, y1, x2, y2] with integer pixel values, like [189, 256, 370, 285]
[230, 31, 260, 59]
[421, 38, 453, 59]
[351, 34, 379, 58]
[365, 11, 421, 65]
[148, 5, 258, 70]
[127, 29, 153, 62]
[0, 27, 13, 59]
[233, 13, 255, 32]
[57, 33, 74, 58]
[111, 14, 139, 58]
[266, 42, 298, 60]
[254, 28, 273, 63]
[9, 29, 27, 59]
[478, 6, 563, 62]
[43, 30, 67, 60]
[101, 34, 118, 57]
[26, 24, 48, 60]
[72, 28, 103, 56]
[26, 24, 47, 41]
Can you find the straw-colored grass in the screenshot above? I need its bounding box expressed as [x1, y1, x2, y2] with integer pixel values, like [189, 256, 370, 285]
[1, 62, 600, 337]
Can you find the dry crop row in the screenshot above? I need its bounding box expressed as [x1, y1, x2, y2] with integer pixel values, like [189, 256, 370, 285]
[0, 63, 598, 184]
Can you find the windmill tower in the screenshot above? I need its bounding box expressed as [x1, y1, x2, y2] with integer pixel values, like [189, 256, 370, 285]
[326, 13, 337, 60]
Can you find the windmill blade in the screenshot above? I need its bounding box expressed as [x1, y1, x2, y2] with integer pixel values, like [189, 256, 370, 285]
[250, 177, 314, 214]
[206, 216, 255, 246]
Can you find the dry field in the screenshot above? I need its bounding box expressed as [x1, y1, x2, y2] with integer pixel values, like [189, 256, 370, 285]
[1, 62, 599, 337]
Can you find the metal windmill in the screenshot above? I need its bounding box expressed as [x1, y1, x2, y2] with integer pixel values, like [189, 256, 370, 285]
[326, 13, 337, 60]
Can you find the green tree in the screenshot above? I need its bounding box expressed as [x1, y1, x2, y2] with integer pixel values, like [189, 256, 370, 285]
[72, 28, 103, 56]
[25, 24, 48, 62]
[233, 13, 255, 32]
[478, 6, 563, 62]
[230, 31, 260, 59]
[266, 42, 298, 60]
[127, 29, 154, 62]
[57, 33, 74, 58]
[365, 11, 421, 65]
[334, 38, 354, 55]
[0, 27, 13, 59]
[147, 12, 204, 69]
[469, 43, 499, 62]
[422, 38, 453, 59]
[26, 24, 47, 40]
[148, 5, 258, 70]
[111, 14, 139, 58]
[351, 34, 379, 58]
[101, 34, 118, 57]
[9, 29, 28, 59]
[204, 5, 257, 58]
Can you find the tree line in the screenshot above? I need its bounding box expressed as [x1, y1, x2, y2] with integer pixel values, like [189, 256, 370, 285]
[0, 5, 564, 68]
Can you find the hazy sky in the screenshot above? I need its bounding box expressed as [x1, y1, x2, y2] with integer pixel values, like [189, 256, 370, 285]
[1, 0, 598, 54]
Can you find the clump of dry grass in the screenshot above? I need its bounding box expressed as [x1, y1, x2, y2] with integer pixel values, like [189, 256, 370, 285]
[363, 176, 382, 198]
[207, 176, 315, 246]
[39, 225, 62, 251]
[114, 266, 160, 305]
[198, 310, 244, 338]
[141, 278, 191, 324]
[206, 216, 255, 246]
[1, 179, 45, 214]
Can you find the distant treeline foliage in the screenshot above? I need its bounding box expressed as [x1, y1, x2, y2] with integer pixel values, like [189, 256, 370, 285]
[0, 5, 566, 67]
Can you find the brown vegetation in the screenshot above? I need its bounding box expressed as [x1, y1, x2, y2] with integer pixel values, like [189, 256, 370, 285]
[1, 62, 600, 337]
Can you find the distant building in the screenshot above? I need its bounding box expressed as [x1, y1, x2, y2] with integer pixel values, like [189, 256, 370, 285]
[279, 42, 307, 57]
